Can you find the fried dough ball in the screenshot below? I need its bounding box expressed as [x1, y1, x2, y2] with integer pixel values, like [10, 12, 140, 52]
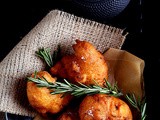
[50, 40, 108, 86]
[27, 71, 72, 115]
[56, 98, 82, 120]
[57, 107, 80, 120]
[79, 94, 133, 120]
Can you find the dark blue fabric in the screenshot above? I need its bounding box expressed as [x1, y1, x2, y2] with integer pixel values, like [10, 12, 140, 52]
[72, 0, 131, 20]
[5, 113, 33, 120]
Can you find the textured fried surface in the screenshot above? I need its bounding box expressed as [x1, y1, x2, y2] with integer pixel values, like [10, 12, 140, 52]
[50, 40, 108, 86]
[27, 71, 72, 115]
[57, 107, 80, 120]
[79, 94, 133, 120]
[56, 98, 82, 120]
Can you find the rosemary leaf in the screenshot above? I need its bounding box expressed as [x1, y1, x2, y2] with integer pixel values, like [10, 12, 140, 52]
[36, 48, 53, 67]
[125, 93, 147, 120]
[77, 82, 89, 88]
[36, 46, 61, 68]
[141, 103, 147, 119]
[125, 94, 138, 108]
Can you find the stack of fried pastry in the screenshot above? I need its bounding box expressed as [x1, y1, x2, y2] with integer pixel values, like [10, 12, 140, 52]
[27, 40, 133, 120]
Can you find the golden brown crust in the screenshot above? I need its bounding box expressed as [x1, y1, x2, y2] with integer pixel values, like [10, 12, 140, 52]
[57, 108, 80, 120]
[27, 71, 72, 115]
[79, 94, 133, 120]
[50, 40, 108, 86]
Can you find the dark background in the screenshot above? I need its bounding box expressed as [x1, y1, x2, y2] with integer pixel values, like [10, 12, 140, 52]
[0, 0, 159, 119]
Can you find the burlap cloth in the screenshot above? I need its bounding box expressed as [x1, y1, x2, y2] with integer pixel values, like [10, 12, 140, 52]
[0, 9, 127, 118]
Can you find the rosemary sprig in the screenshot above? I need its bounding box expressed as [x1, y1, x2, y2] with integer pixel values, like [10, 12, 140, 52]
[27, 76, 123, 97]
[36, 48, 53, 67]
[27, 73, 147, 119]
[35, 45, 61, 67]
[125, 94, 147, 120]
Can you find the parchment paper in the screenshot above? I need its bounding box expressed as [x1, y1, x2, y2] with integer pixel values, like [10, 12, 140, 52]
[104, 48, 145, 99]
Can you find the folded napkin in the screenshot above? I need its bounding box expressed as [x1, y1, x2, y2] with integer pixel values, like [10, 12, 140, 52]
[0, 9, 127, 117]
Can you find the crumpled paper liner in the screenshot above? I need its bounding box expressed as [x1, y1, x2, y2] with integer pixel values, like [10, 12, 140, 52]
[104, 48, 145, 99]
[0, 9, 134, 117]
